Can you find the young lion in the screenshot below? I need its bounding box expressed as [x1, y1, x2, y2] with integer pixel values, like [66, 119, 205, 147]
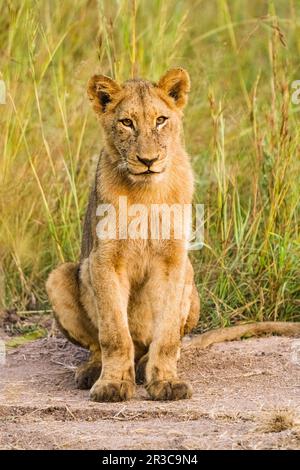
[46, 68, 200, 402]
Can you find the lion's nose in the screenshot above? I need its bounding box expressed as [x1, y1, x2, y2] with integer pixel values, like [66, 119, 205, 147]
[137, 155, 158, 168]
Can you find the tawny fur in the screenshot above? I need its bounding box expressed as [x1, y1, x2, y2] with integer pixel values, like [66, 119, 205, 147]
[47, 68, 198, 402]
[46, 67, 299, 403]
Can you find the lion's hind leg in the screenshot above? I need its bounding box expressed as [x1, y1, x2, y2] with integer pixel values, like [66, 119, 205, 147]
[180, 259, 200, 337]
[183, 282, 200, 335]
[46, 262, 101, 389]
[135, 352, 149, 385]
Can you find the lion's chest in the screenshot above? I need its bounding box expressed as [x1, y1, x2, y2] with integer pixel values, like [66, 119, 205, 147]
[125, 238, 166, 285]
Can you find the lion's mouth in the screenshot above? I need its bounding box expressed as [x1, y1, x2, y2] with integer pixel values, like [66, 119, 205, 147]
[129, 169, 165, 176]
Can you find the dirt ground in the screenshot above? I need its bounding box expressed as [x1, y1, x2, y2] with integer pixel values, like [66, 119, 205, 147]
[0, 332, 300, 450]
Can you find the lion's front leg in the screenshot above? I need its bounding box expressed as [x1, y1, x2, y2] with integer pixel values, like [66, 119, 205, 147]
[145, 256, 193, 401]
[89, 251, 135, 402]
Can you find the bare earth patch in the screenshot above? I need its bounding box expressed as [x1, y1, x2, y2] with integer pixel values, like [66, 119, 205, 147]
[0, 335, 299, 449]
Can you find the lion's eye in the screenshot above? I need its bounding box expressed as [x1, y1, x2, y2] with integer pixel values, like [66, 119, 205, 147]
[156, 116, 168, 126]
[120, 118, 133, 128]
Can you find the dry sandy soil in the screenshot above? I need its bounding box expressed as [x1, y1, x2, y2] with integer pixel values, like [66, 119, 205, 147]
[0, 333, 300, 450]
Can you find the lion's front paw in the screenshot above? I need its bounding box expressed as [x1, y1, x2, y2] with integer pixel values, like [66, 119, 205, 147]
[75, 362, 102, 390]
[146, 380, 193, 401]
[90, 379, 135, 402]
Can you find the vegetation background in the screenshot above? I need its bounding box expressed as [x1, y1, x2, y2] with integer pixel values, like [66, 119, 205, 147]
[0, 0, 299, 332]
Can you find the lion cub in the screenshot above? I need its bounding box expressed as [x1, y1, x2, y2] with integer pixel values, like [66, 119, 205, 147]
[46, 68, 200, 402]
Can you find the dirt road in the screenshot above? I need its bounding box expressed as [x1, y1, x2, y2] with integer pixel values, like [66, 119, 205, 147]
[0, 335, 299, 449]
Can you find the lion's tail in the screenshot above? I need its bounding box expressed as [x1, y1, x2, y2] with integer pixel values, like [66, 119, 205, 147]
[182, 321, 300, 350]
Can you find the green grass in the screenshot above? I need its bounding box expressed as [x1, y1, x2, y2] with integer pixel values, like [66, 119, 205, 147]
[0, 0, 299, 329]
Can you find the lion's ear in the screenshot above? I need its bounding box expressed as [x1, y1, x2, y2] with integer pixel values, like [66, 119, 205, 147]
[158, 68, 190, 109]
[87, 75, 121, 115]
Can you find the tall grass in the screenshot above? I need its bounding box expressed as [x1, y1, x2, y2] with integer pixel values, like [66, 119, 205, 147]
[0, 0, 299, 328]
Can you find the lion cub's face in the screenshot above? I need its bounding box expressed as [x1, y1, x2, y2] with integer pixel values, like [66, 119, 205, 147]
[88, 68, 190, 183]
